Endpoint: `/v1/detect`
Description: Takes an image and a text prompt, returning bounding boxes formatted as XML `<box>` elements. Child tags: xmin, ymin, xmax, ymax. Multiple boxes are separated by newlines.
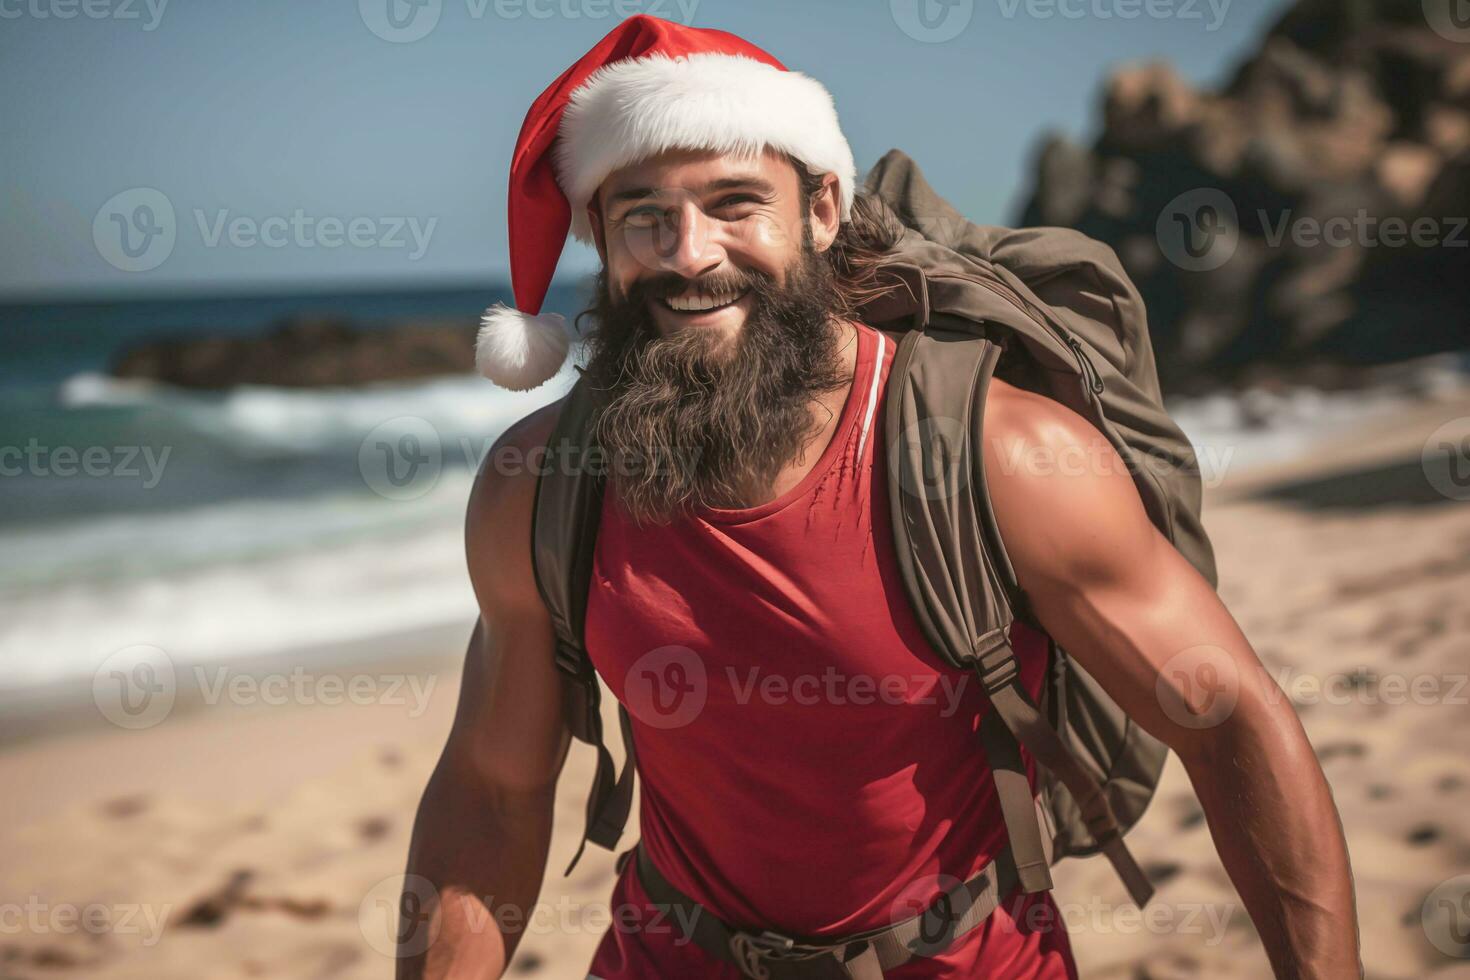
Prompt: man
<box><xmin>401</xmin><ymin>15</ymin><xmax>1362</xmax><ymax>978</ymax></box>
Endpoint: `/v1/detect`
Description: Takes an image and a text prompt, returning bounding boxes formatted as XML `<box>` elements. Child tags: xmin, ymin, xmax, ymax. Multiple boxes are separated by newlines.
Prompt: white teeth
<box><xmin>664</xmin><ymin>289</ymin><xmax>743</xmax><ymax>312</ymax></box>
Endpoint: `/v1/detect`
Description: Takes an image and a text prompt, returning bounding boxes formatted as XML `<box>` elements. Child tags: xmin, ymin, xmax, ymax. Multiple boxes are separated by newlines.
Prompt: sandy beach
<box><xmin>4</xmin><ymin>388</ymin><xmax>1469</xmax><ymax>980</ymax></box>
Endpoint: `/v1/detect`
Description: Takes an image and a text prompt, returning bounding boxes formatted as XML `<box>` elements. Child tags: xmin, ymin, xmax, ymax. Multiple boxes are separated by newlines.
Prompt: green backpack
<box><xmin>531</xmin><ymin>149</ymin><xmax>1219</xmax><ymax>911</ymax></box>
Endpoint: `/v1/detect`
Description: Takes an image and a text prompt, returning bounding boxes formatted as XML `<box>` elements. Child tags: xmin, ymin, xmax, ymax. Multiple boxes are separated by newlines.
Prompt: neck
<box><xmin>733</xmin><ymin>318</ymin><xmax>859</xmax><ymax>507</ymax></box>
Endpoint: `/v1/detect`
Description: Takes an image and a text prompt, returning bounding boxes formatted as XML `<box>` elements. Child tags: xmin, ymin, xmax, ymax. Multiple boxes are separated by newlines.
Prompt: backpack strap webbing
<box><xmin>975</xmin><ymin>639</ymin><xmax>1155</xmax><ymax>908</ymax></box>
<box><xmin>532</xmin><ymin>377</ymin><xmax>637</xmax><ymax>875</ymax></box>
<box><xmin>556</xmin><ymin>655</ymin><xmax>637</xmax><ymax>876</ymax></box>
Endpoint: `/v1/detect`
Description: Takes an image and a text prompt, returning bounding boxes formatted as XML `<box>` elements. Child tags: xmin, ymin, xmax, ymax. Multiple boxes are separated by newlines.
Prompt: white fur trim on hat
<box><xmin>477</xmin><ymin>304</ymin><xmax>570</xmax><ymax>391</ymax></box>
<box><xmin>553</xmin><ymin>52</ymin><xmax>856</xmax><ymax>243</ymax></box>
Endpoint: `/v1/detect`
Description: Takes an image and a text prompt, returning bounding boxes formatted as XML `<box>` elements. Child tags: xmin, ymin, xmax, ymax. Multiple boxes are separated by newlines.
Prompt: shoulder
<box><xmin>981</xmin><ymin>377</ymin><xmax>1101</xmax><ymax>455</ymax></box>
<box><xmin>464</xmin><ymin>396</ymin><xmax>568</xmax><ymax>613</ymax></box>
<box><xmin>980</xmin><ymin>377</ymin><xmax>1154</xmax><ymax>585</ymax></box>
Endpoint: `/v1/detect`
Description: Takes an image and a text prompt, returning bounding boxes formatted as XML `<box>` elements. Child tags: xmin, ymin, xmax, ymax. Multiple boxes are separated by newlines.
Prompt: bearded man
<box><xmin>401</xmin><ymin>16</ymin><xmax>1361</xmax><ymax>979</ymax></box>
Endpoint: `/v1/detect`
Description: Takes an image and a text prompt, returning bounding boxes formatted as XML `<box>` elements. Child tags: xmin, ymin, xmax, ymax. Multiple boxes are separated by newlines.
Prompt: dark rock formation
<box><xmin>109</xmin><ymin>315</ymin><xmax>478</xmax><ymax>388</ymax></box>
<box><xmin>1016</xmin><ymin>0</ymin><xmax>1470</xmax><ymax>393</ymax></box>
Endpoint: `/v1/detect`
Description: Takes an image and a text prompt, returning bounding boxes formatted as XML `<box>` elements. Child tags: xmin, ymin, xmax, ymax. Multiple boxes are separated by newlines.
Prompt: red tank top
<box><xmin>584</xmin><ymin>322</ymin><xmax>1075</xmax><ymax>978</ymax></box>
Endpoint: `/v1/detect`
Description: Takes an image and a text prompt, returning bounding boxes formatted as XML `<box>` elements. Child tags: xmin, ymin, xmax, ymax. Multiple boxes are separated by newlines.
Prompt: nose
<box><xmin>649</xmin><ymin>195</ymin><xmax>725</xmax><ymax>281</ymax></box>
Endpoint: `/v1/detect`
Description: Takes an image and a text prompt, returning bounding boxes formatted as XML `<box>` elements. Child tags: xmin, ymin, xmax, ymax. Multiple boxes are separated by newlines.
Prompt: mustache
<box><xmin>626</xmin><ymin>267</ymin><xmax>772</xmax><ymax>304</ymax></box>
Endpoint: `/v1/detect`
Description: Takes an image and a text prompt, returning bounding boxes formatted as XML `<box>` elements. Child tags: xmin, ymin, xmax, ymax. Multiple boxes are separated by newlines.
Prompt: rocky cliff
<box><xmin>1017</xmin><ymin>0</ymin><xmax>1470</xmax><ymax>392</ymax></box>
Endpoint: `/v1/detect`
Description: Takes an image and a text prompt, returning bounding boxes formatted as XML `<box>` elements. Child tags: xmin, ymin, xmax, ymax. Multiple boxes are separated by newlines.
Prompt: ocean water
<box><xmin>0</xmin><ymin>285</ymin><xmax>584</xmax><ymax>694</ymax></box>
<box><xmin>2</xmin><ymin>287</ymin><xmax>1466</xmax><ymax>695</ymax></box>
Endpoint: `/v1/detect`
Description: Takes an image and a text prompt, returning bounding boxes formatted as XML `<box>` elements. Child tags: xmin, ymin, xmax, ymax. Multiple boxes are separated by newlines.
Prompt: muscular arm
<box><xmin>399</xmin><ymin>402</ymin><xmax>570</xmax><ymax>979</ymax></box>
<box><xmin>982</xmin><ymin>381</ymin><xmax>1361</xmax><ymax>979</ymax></box>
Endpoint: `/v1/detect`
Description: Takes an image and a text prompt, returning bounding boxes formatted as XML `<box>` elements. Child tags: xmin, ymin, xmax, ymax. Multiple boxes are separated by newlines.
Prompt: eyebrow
<box><xmin>605</xmin><ymin>174</ymin><xmax>778</xmax><ymax>207</ymax></box>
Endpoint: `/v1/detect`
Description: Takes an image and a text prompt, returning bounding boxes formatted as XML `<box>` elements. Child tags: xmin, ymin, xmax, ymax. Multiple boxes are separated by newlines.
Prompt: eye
<box><xmin>710</xmin><ymin>194</ymin><xmax>762</xmax><ymax>217</ymax></box>
<box><xmin>622</xmin><ymin>205</ymin><xmax>665</xmax><ymax>228</ymax></box>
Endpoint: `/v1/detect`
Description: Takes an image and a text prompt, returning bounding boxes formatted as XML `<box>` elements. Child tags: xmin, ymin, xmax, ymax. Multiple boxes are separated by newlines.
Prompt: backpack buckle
<box><xmin>553</xmin><ymin>639</ymin><xmax>585</xmax><ymax>677</ymax></box>
<box><xmin>975</xmin><ymin>633</ymin><xmax>1017</xmax><ymax>693</ymax></box>
<box><xmin>728</xmin><ymin>929</ymin><xmax>826</xmax><ymax>977</ymax></box>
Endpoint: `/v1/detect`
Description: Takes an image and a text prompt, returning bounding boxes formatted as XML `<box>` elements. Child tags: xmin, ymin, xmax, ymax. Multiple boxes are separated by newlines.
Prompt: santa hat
<box><xmin>477</xmin><ymin>14</ymin><xmax>857</xmax><ymax>390</ymax></box>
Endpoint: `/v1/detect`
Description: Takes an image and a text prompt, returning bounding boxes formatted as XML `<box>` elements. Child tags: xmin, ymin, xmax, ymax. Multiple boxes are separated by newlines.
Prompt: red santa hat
<box><xmin>477</xmin><ymin>14</ymin><xmax>857</xmax><ymax>390</ymax></box>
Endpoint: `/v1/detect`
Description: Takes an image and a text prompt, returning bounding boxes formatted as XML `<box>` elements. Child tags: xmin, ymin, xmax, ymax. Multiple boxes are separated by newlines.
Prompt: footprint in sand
<box><xmin>1315</xmin><ymin>741</ymin><xmax>1368</xmax><ymax>764</ymax></box>
<box><xmin>511</xmin><ymin>951</ymin><xmax>546</xmax><ymax>974</ymax></box>
<box><xmin>99</xmin><ymin>794</ymin><xmax>151</xmax><ymax>819</ymax></box>
<box><xmin>357</xmin><ymin>815</ymin><xmax>392</xmax><ymax>842</ymax></box>
<box><xmin>1144</xmin><ymin>862</ymin><xmax>1183</xmax><ymax>887</ymax></box>
<box><xmin>1407</xmin><ymin>824</ymin><xmax>1442</xmax><ymax>847</ymax></box>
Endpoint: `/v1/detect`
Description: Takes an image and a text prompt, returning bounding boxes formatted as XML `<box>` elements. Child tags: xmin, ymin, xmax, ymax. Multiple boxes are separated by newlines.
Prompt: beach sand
<box><xmin>3</xmin><ymin>391</ymin><xmax>1469</xmax><ymax>979</ymax></box>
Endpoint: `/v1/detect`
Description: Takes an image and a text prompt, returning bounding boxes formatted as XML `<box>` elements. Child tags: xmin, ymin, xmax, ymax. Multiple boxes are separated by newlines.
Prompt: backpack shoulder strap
<box><xmin>531</xmin><ymin>376</ymin><xmax>636</xmax><ymax>875</ymax></box>
<box><xmin>886</xmin><ymin>317</ymin><xmax>1153</xmax><ymax>908</ymax></box>
<box><xmin>967</xmin><ymin>344</ymin><xmax>1154</xmax><ymax>908</ymax></box>
<box><xmin>882</xmin><ymin>317</ymin><xmax>1057</xmax><ymax>897</ymax></box>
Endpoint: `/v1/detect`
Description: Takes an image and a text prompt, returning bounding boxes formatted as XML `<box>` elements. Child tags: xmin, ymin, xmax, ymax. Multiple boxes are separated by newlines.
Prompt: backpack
<box><xmin>531</xmin><ymin>148</ymin><xmax>1219</xmax><ymax>911</ymax></box>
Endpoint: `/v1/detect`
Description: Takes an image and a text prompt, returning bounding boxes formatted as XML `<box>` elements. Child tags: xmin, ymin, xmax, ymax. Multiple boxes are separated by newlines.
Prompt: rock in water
<box><xmin>110</xmin><ymin>315</ymin><xmax>479</xmax><ymax>388</ymax></box>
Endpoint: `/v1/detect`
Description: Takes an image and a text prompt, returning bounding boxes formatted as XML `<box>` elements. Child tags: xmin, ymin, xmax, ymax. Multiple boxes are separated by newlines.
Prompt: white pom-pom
<box><xmin>476</xmin><ymin>304</ymin><xmax>571</xmax><ymax>391</ymax></box>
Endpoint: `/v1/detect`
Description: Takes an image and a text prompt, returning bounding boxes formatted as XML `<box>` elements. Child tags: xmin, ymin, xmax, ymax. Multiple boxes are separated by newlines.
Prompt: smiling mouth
<box><xmin>657</xmin><ymin>288</ymin><xmax>749</xmax><ymax>315</ymax></box>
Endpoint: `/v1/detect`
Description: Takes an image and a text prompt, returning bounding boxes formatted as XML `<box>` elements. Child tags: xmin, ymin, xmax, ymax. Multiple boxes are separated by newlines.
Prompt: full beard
<box><xmin>579</xmin><ymin>243</ymin><xmax>850</xmax><ymax>526</ymax></box>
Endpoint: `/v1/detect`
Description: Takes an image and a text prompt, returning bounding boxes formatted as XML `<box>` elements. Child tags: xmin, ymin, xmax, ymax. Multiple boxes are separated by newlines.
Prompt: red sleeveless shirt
<box><xmin>584</xmin><ymin>322</ymin><xmax>1076</xmax><ymax>978</ymax></box>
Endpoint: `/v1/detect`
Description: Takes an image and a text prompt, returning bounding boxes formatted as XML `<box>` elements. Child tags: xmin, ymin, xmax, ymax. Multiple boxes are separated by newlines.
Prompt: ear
<box><xmin>808</xmin><ymin>171</ymin><xmax>841</xmax><ymax>253</ymax></box>
<box><xmin>588</xmin><ymin>194</ymin><xmax>608</xmax><ymax>264</ymax></box>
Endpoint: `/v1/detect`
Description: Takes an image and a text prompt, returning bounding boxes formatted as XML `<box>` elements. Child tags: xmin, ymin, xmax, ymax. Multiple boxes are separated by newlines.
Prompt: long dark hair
<box><xmin>790</xmin><ymin>154</ymin><xmax>904</xmax><ymax>320</ymax></box>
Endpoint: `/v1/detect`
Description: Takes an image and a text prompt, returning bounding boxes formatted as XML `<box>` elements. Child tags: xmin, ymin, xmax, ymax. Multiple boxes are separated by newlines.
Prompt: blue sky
<box><xmin>2</xmin><ymin>0</ymin><xmax>1284</xmax><ymax>300</ymax></box>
